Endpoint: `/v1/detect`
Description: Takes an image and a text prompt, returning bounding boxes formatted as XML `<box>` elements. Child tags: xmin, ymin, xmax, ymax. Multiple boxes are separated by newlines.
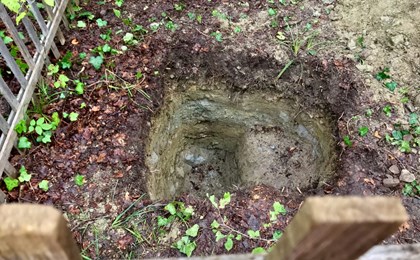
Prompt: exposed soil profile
<box><xmin>146</xmin><ymin>83</ymin><xmax>336</xmax><ymax>199</ymax></box>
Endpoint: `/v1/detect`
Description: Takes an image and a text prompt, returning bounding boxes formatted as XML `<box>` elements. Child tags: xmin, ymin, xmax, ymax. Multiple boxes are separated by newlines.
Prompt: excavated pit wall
<box><xmin>146</xmin><ymin>82</ymin><xmax>336</xmax><ymax>200</ymax></box>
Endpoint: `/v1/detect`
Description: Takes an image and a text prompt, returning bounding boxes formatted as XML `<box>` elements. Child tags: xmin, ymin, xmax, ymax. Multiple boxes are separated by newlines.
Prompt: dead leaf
<box><xmin>114</xmin><ymin>171</ymin><xmax>124</xmax><ymax>178</ymax></box>
<box><xmin>91</xmin><ymin>106</ymin><xmax>100</xmax><ymax>112</ymax></box>
<box><xmin>363</xmin><ymin>178</ymin><xmax>375</xmax><ymax>186</ymax></box>
<box><xmin>117</xmin><ymin>235</ymin><xmax>134</xmax><ymax>250</ymax></box>
<box><xmin>97</xmin><ymin>152</ymin><xmax>106</xmax><ymax>163</ymax></box>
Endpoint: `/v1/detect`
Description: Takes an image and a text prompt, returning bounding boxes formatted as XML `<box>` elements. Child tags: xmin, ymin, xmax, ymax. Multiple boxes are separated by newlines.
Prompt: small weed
<box><xmin>74</xmin><ymin>174</ymin><xmax>85</xmax><ymax>186</ymax></box>
<box><xmin>365</xmin><ymin>108</ymin><xmax>373</xmax><ymax>117</ymax></box>
<box><xmin>383</xmin><ymin>105</ymin><xmax>392</xmax><ymax>117</ymax></box>
<box><xmin>3</xmin><ymin>177</ymin><xmax>19</xmax><ymax>191</ymax></box>
<box><xmin>89</xmin><ymin>55</ymin><xmax>104</xmax><ymax>70</ymax></box>
<box><xmin>358</xmin><ymin>126</ymin><xmax>369</xmax><ymax>137</ymax></box>
<box><xmin>343</xmin><ymin>135</ymin><xmax>352</xmax><ymax>147</ymax></box>
<box><xmin>38</xmin><ymin>180</ymin><xmax>49</xmax><ymax>192</ymax></box>
<box><xmin>210</xmin><ymin>31</ymin><xmax>223</xmax><ymax>42</ymax></box>
<box><xmin>96</xmin><ymin>18</ymin><xmax>108</xmax><ymax>27</ymax></box>
<box><xmin>402</xmin><ymin>181</ymin><xmax>419</xmax><ymax>196</ymax></box>
<box><xmin>18</xmin><ymin>166</ymin><xmax>31</xmax><ymax>183</ymax></box>
<box><xmin>208</xmin><ymin>193</ymin><xmax>280</xmax><ymax>253</ymax></box>
<box><xmin>174</xmin><ymin>224</ymin><xmax>199</xmax><ymax>257</ymax></box>
<box><xmin>375</xmin><ymin>68</ymin><xmax>399</xmax><ymax>92</ymax></box>
<box><xmin>115</xmin><ymin>0</ymin><xmax>123</xmax><ymax>7</ymax></box>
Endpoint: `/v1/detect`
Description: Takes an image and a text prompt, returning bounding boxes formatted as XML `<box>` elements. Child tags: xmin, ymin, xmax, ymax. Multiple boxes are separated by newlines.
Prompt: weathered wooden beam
<box><xmin>266</xmin><ymin>196</ymin><xmax>408</xmax><ymax>260</ymax></box>
<box><xmin>0</xmin><ymin>204</ymin><xmax>81</xmax><ymax>259</ymax></box>
<box><xmin>26</xmin><ymin>0</ymin><xmax>61</xmax><ymax>59</ymax></box>
<box><xmin>0</xmin><ymin>75</ymin><xmax>19</xmax><ymax>111</ymax></box>
<box><xmin>0</xmin><ymin>190</ymin><xmax>5</xmax><ymax>203</ymax></box>
<box><xmin>0</xmin><ymin>37</ymin><xmax>28</xmax><ymax>87</ymax></box>
<box><xmin>4</xmin><ymin>160</ymin><xmax>17</xmax><ymax>178</ymax></box>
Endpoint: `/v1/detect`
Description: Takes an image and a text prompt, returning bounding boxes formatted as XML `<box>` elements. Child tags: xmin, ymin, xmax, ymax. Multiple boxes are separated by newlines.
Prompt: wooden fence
<box><xmin>0</xmin><ymin>0</ymin><xmax>73</xmax><ymax>199</ymax></box>
<box><xmin>0</xmin><ymin>196</ymin><xmax>417</xmax><ymax>260</ymax></box>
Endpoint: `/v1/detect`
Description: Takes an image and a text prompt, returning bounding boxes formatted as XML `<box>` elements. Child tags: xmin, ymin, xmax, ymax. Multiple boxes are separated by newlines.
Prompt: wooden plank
<box><xmin>0</xmin><ymin>4</ymin><xmax>35</xmax><ymax>69</ymax></box>
<box><xmin>359</xmin><ymin>243</ymin><xmax>420</xmax><ymax>260</ymax></box>
<box><xmin>266</xmin><ymin>196</ymin><xmax>408</xmax><ymax>260</ymax></box>
<box><xmin>0</xmin><ymin>114</ymin><xmax>9</xmax><ymax>134</ymax></box>
<box><xmin>0</xmin><ymin>38</ymin><xmax>28</xmax><ymax>87</ymax></box>
<box><xmin>4</xmin><ymin>160</ymin><xmax>16</xmax><ymax>178</ymax></box>
<box><xmin>0</xmin><ymin>204</ymin><xmax>81</xmax><ymax>259</ymax></box>
<box><xmin>44</xmin><ymin>2</ymin><xmax>65</xmax><ymax>45</ymax></box>
<box><xmin>0</xmin><ymin>190</ymin><xmax>5</xmax><ymax>203</ymax></box>
<box><xmin>26</xmin><ymin>0</ymin><xmax>61</xmax><ymax>59</ymax></box>
<box><xmin>0</xmin><ymin>0</ymin><xmax>70</xmax><ymax>180</ymax></box>
<box><xmin>0</xmin><ymin>75</ymin><xmax>19</xmax><ymax>111</ymax></box>
<box><xmin>22</xmin><ymin>16</ymin><xmax>43</xmax><ymax>52</ymax></box>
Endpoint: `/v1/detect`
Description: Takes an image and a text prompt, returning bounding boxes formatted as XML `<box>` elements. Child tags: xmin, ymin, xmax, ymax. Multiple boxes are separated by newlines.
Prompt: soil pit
<box><xmin>146</xmin><ymin>83</ymin><xmax>336</xmax><ymax>200</ymax></box>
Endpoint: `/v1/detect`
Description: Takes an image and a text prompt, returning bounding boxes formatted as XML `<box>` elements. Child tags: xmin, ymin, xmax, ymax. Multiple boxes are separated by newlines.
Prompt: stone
<box><xmin>414</xmin><ymin>94</ymin><xmax>420</xmax><ymax>108</ymax></box>
<box><xmin>391</xmin><ymin>34</ymin><xmax>404</xmax><ymax>46</ymax></box>
<box><xmin>399</xmin><ymin>169</ymin><xmax>416</xmax><ymax>183</ymax></box>
<box><xmin>388</xmin><ymin>165</ymin><xmax>400</xmax><ymax>175</ymax></box>
<box><xmin>383</xmin><ymin>178</ymin><xmax>400</xmax><ymax>188</ymax></box>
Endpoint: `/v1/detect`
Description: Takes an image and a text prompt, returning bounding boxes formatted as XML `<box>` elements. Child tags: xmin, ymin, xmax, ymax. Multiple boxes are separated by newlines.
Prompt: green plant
<box><xmin>96</xmin><ymin>18</ymin><xmax>107</xmax><ymax>27</ymax></box>
<box><xmin>385</xmin><ymin>113</ymin><xmax>420</xmax><ymax>153</ymax></box>
<box><xmin>3</xmin><ymin>177</ymin><xmax>19</xmax><ymax>191</ymax></box>
<box><xmin>402</xmin><ymin>181</ymin><xmax>419</xmax><ymax>196</ymax></box>
<box><xmin>375</xmin><ymin>68</ymin><xmax>398</xmax><ymax>92</ymax></box>
<box><xmin>75</xmin><ymin>174</ymin><xmax>85</xmax><ymax>186</ymax></box>
<box><xmin>38</xmin><ymin>180</ymin><xmax>49</xmax><ymax>191</ymax></box>
<box><xmin>89</xmin><ymin>55</ymin><xmax>104</xmax><ymax>70</ymax></box>
<box><xmin>18</xmin><ymin>166</ymin><xmax>31</xmax><ymax>182</ymax></box>
<box><xmin>358</xmin><ymin>126</ymin><xmax>369</xmax><ymax>137</ymax></box>
<box><xmin>17</xmin><ymin>136</ymin><xmax>31</xmax><ymax>149</ymax></box>
<box><xmin>157</xmin><ymin>201</ymin><xmax>194</xmax><ymax>228</ymax></box>
<box><xmin>210</xmin><ymin>31</ymin><xmax>223</xmax><ymax>42</ymax></box>
<box><xmin>115</xmin><ymin>0</ymin><xmax>123</xmax><ymax>7</ymax></box>
<box><xmin>174</xmin><ymin>3</ymin><xmax>185</xmax><ymax>11</ymax></box>
<box><xmin>2</xmin><ymin>165</ymin><xmax>32</xmax><ymax>191</ymax></box>
<box><xmin>15</xmin><ymin>113</ymin><xmax>60</xmax><ymax>146</ymax></box>
<box><xmin>1</xmin><ymin>0</ymin><xmax>54</xmax><ymax>23</ymax></box>
<box><xmin>383</xmin><ymin>105</ymin><xmax>392</xmax><ymax>117</ymax></box>
<box><xmin>174</xmin><ymin>224</ymin><xmax>199</xmax><ymax>257</ymax></box>
<box><xmin>122</xmin><ymin>32</ymin><xmax>138</xmax><ymax>45</ymax></box>
<box><xmin>268</xmin><ymin>8</ymin><xmax>277</xmax><ymax>16</ymax></box>
<box><xmin>208</xmin><ymin>193</ymin><xmax>277</xmax><ymax>252</ymax></box>
<box><xmin>113</xmin><ymin>9</ymin><xmax>121</xmax><ymax>18</ymax></box>
<box><xmin>269</xmin><ymin>201</ymin><xmax>287</xmax><ymax>222</ymax></box>
<box><xmin>343</xmin><ymin>135</ymin><xmax>352</xmax><ymax>147</ymax></box>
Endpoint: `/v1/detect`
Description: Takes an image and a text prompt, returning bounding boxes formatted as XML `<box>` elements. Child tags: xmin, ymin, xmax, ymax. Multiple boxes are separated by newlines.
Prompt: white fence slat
<box><xmin>0</xmin><ymin>38</ymin><xmax>28</xmax><ymax>87</ymax></box>
<box><xmin>0</xmin><ymin>4</ymin><xmax>35</xmax><ymax>69</ymax></box>
<box><xmin>0</xmin><ymin>76</ymin><xmax>19</xmax><ymax>111</ymax></box>
<box><xmin>0</xmin><ymin>0</ymin><xmax>70</xmax><ymax>179</ymax></box>
<box><xmin>26</xmin><ymin>0</ymin><xmax>61</xmax><ymax>59</ymax></box>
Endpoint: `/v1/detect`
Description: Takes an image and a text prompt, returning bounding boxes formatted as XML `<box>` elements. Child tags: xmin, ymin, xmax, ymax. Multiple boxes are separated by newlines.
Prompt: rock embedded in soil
<box><xmin>383</xmin><ymin>178</ymin><xmax>400</xmax><ymax>188</ymax></box>
<box><xmin>399</xmin><ymin>169</ymin><xmax>416</xmax><ymax>183</ymax></box>
<box><xmin>388</xmin><ymin>165</ymin><xmax>400</xmax><ymax>175</ymax></box>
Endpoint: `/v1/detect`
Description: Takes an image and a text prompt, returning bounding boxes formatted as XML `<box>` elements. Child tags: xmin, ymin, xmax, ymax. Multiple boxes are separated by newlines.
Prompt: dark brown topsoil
<box><xmin>0</xmin><ymin>0</ymin><xmax>418</xmax><ymax>259</ymax></box>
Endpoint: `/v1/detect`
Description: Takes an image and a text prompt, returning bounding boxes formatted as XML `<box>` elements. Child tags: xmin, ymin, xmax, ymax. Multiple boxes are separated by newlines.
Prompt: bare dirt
<box><xmin>0</xmin><ymin>0</ymin><xmax>419</xmax><ymax>258</ymax></box>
